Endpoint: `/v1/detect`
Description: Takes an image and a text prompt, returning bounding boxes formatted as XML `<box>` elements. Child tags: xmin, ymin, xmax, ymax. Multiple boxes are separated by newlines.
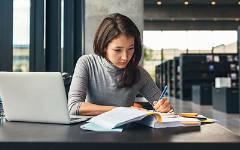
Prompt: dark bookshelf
<box><xmin>156</xmin><ymin>61</ymin><xmax>168</xmax><ymax>91</ymax></box>
<box><xmin>212</xmin><ymin>87</ymin><xmax>239</xmax><ymax>113</ymax></box>
<box><xmin>167</xmin><ymin>60</ymin><xmax>173</xmax><ymax>97</ymax></box>
<box><xmin>179</xmin><ymin>53</ymin><xmax>238</xmax><ymax>101</ymax></box>
<box><xmin>155</xmin><ymin>53</ymin><xmax>238</xmax><ymax>102</ymax></box>
<box><xmin>155</xmin><ymin>65</ymin><xmax>161</xmax><ymax>88</ymax></box>
<box><xmin>192</xmin><ymin>85</ymin><xmax>212</xmax><ymax>105</ymax></box>
<box><xmin>172</xmin><ymin>57</ymin><xmax>180</xmax><ymax>99</ymax></box>
<box><xmin>162</xmin><ymin>61</ymin><xmax>168</xmax><ymax>90</ymax></box>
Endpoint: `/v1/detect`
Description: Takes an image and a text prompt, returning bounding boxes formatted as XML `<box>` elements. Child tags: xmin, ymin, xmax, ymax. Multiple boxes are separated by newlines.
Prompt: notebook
<box><xmin>80</xmin><ymin>107</ymin><xmax>200</xmax><ymax>132</ymax></box>
<box><xmin>0</xmin><ymin>72</ymin><xmax>91</xmax><ymax>124</ymax></box>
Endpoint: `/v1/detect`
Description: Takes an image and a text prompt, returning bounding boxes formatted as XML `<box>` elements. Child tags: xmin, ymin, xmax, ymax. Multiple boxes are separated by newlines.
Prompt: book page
<box><xmin>139</xmin><ymin>114</ymin><xmax>201</xmax><ymax>128</ymax></box>
<box><xmin>88</xmin><ymin>107</ymin><xmax>148</xmax><ymax>129</ymax></box>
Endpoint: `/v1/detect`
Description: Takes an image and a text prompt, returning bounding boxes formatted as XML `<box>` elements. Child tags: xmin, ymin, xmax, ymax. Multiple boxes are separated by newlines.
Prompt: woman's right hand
<box><xmin>153</xmin><ymin>97</ymin><xmax>173</xmax><ymax>113</ymax></box>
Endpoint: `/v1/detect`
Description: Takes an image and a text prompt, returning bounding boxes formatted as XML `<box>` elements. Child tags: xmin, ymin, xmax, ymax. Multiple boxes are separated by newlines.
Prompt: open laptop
<box><xmin>0</xmin><ymin>72</ymin><xmax>91</xmax><ymax>124</ymax></box>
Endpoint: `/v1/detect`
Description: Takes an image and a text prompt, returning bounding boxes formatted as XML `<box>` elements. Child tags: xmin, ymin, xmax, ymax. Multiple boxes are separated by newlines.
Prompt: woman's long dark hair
<box><xmin>93</xmin><ymin>13</ymin><xmax>142</xmax><ymax>87</ymax></box>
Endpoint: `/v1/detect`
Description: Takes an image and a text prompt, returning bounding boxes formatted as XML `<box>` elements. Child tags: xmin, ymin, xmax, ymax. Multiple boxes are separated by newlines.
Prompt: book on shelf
<box><xmin>80</xmin><ymin>107</ymin><xmax>201</xmax><ymax>132</ymax></box>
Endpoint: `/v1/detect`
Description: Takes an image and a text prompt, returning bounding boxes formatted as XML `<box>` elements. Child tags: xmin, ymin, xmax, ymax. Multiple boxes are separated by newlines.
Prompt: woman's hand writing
<box><xmin>153</xmin><ymin>97</ymin><xmax>173</xmax><ymax>113</ymax></box>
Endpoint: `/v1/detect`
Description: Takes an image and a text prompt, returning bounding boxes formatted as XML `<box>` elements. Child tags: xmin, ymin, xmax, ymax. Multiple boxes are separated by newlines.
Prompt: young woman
<box><xmin>68</xmin><ymin>13</ymin><xmax>172</xmax><ymax>116</ymax></box>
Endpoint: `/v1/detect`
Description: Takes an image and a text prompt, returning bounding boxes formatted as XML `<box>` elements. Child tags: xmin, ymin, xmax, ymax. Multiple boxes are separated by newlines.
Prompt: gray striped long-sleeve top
<box><xmin>68</xmin><ymin>54</ymin><xmax>161</xmax><ymax>115</ymax></box>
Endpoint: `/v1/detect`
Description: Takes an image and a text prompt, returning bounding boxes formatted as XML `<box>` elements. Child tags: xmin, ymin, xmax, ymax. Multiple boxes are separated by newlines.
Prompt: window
<box><xmin>143</xmin><ymin>30</ymin><xmax>237</xmax><ymax>51</ymax></box>
<box><xmin>13</xmin><ymin>0</ymin><xmax>30</xmax><ymax>72</ymax></box>
<box><xmin>143</xmin><ymin>30</ymin><xmax>237</xmax><ymax>79</ymax></box>
<box><xmin>0</xmin><ymin>0</ymin><xmax>84</xmax><ymax>73</ymax></box>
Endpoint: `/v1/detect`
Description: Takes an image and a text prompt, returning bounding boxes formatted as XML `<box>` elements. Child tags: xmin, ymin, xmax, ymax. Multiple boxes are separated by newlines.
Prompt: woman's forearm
<box><xmin>79</xmin><ymin>102</ymin><xmax>116</xmax><ymax>116</ymax></box>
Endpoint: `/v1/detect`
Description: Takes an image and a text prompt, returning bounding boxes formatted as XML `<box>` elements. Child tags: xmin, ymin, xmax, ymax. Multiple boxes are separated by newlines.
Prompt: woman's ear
<box><xmin>103</xmin><ymin>48</ymin><xmax>107</xmax><ymax>57</ymax></box>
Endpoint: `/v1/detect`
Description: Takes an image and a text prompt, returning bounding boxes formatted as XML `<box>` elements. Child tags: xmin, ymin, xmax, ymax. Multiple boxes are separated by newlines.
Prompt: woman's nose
<box><xmin>121</xmin><ymin>52</ymin><xmax>128</xmax><ymax>61</ymax></box>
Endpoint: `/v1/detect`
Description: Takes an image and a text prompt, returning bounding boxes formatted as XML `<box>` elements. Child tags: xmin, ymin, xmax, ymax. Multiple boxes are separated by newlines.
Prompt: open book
<box><xmin>80</xmin><ymin>107</ymin><xmax>201</xmax><ymax>132</ymax></box>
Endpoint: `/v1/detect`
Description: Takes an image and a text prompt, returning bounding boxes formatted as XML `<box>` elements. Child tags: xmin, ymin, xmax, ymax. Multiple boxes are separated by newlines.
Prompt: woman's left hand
<box><xmin>153</xmin><ymin>97</ymin><xmax>173</xmax><ymax>113</ymax></box>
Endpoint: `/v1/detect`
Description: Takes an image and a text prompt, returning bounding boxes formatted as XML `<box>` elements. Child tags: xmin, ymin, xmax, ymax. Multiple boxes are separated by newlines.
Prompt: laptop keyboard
<box><xmin>70</xmin><ymin>118</ymin><xmax>79</xmax><ymax>121</ymax></box>
<box><xmin>69</xmin><ymin>115</ymin><xmax>93</xmax><ymax>122</ymax></box>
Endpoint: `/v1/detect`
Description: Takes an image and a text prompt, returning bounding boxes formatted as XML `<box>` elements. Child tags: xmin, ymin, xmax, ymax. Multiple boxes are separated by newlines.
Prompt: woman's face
<box><xmin>105</xmin><ymin>34</ymin><xmax>135</xmax><ymax>69</ymax></box>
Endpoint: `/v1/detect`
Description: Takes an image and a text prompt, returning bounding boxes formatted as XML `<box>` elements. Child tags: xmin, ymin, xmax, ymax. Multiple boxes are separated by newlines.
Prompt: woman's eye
<box><xmin>113</xmin><ymin>49</ymin><xmax>121</xmax><ymax>52</ymax></box>
<box><xmin>128</xmin><ymin>48</ymin><xmax>134</xmax><ymax>51</ymax></box>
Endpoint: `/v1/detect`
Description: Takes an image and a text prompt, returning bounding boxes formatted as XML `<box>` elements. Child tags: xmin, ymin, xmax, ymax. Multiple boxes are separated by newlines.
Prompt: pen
<box><xmin>159</xmin><ymin>85</ymin><xmax>168</xmax><ymax>100</ymax></box>
<box><xmin>150</xmin><ymin>85</ymin><xmax>168</xmax><ymax>110</ymax></box>
<box><xmin>159</xmin><ymin>85</ymin><xmax>174</xmax><ymax>113</ymax></box>
<box><xmin>152</xmin><ymin>85</ymin><xmax>174</xmax><ymax>113</ymax></box>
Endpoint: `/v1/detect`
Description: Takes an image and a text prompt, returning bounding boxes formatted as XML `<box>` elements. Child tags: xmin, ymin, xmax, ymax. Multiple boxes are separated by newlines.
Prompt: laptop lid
<box><xmin>0</xmin><ymin>72</ymin><xmax>83</xmax><ymax>124</ymax></box>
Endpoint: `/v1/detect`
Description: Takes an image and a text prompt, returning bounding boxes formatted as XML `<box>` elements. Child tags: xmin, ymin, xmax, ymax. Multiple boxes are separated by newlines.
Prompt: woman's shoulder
<box><xmin>137</xmin><ymin>66</ymin><xmax>152</xmax><ymax>80</ymax></box>
<box><xmin>76</xmin><ymin>54</ymin><xmax>104</xmax><ymax>71</ymax></box>
<box><xmin>77</xmin><ymin>54</ymin><xmax>100</xmax><ymax>64</ymax></box>
<box><xmin>138</xmin><ymin>66</ymin><xmax>148</xmax><ymax>74</ymax></box>
<box><xmin>78</xmin><ymin>54</ymin><xmax>98</xmax><ymax>61</ymax></box>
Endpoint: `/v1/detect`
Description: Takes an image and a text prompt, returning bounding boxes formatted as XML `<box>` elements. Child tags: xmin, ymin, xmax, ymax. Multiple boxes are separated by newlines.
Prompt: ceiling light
<box><xmin>211</xmin><ymin>1</ymin><xmax>216</xmax><ymax>5</ymax></box>
<box><xmin>235</xmin><ymin>18</ymin><xmax>239</xmax><ymax>21</ymax></box>
<box><xmin>184</xmin><ymin>1</ymin><xmax>189</xmax><ymax>5</ymax></box>
<box><xmin>156</xmin><ymin>0</ymin><xmax>162</xmax><ymax>6</ymax></box>
<box><xmin>238</xmin><ymin>1</ymin><xmax>240</xmax><ymax>5</ymax></box>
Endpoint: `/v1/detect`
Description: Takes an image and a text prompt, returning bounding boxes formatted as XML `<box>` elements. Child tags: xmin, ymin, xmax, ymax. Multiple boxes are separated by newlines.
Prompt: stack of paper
<box><xmin>80</xmin><ymin>107</ymin><xmax>202</xmax><ymax>132</ymax></box>
<box><xmin>139</xmin><ymin>115</ymin><xmax>201</xmax><ymax>128</ymax></box>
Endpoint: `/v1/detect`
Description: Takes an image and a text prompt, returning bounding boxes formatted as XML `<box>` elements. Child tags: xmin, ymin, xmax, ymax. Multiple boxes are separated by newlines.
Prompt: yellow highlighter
<box><xmin>179</xmin><ymin>113</ymin><xmax>198</xmax><ymax>118</ymax></box>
